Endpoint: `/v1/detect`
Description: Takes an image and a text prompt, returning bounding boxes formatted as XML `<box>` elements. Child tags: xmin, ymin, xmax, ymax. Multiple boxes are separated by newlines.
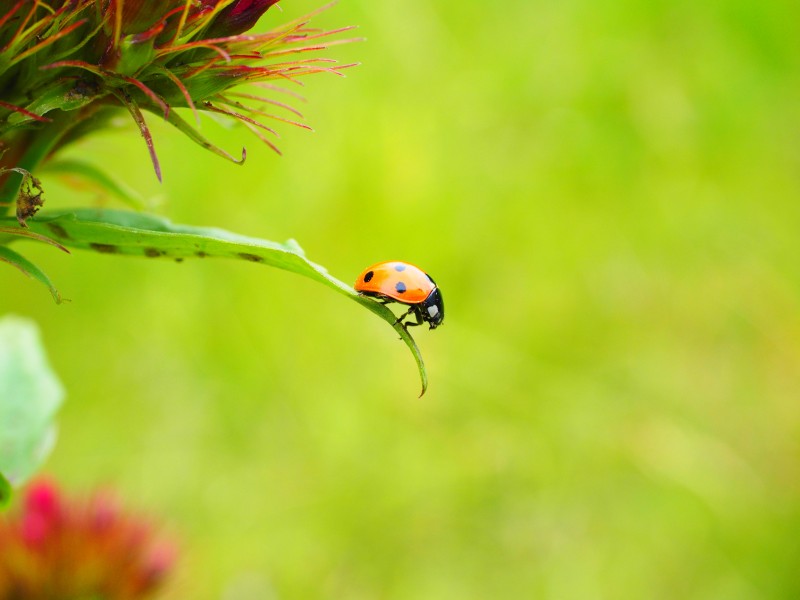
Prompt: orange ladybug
<box><xmin>354</xmin><ymin>261</ymin><xmax>444</xmax><ymax>330</ymax></box>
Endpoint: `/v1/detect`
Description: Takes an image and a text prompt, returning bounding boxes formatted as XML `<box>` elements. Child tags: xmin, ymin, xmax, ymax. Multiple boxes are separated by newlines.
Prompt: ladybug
<box><xmin>354</xmin><ymin>261</ymin><xmax>444</xmax><ymax>330</ymax></box>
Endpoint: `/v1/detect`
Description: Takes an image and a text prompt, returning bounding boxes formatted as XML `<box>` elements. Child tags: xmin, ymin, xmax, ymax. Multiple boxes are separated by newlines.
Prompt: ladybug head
<box><xmin>420</xmin><ymin>287</ymin><xmax>444</xmax><ymax>329</ymax></box>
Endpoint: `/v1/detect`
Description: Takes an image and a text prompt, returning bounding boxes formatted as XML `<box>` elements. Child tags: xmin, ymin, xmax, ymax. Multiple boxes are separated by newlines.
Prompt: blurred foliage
<box><xmin>1</xmin><ymin>0</ymin><xmax>800</xmax><ymax>598</ymax></box>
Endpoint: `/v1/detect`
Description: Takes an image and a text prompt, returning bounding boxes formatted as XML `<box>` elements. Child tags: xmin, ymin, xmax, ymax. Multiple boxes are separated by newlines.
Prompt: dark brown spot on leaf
<box><xmin>238</xmin><ymin>252</ymin><xmax>264</xmax><ymax>262</ymax></box>
<box><xmin>89</xmin><ymin>243</ymin><xmax>119</xmax><ymax>254</ymax></box>
<box><xmin>46</xmin><ymin>223</ymin><xmax>69</xmax><ymax>239</ymax></box>
<box><xmin>195</xmin><ymin>251</ymin><xmax>207</xmax><ymax>258</ymax></box>
<box><xmin>144</xmin><ymin>248</ymin><xmax>163</xmax><ymax>257</ymax></box>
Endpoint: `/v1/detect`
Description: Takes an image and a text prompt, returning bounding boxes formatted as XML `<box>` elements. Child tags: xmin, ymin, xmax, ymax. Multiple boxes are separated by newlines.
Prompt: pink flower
<box><xmin>0</xmin><ymin>479</ymin><xmax>177</xmax><ymax>600</ymax></box>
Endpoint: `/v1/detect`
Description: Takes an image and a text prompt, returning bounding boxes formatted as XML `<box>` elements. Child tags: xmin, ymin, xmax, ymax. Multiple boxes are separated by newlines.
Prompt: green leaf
<box><xmin>0</xmin><ymin>245</ymin><xmax>64</xmax><ymax>303</ymax></box>
<box><xmin>118</xmin><ymin>36</ymin><xmax>156</xmax><ymax>76</ymax></box>
<box><xmin>0</xmin><ymin>472</ymin><xmax>10</xmax><ymax>508</ymax></box>
<box><xmin>16</xmin><ymin>209</ymin><xmax>429</xmax><ymax>395</ymax></box>
<box><xmin>0</xmin><ymin>316</ymin><xmax>65</xmax><ymax>489</ymax></box>
<box><xmin>5</xmin><ymin>80</ymin><xmax>96</xmax><ymax>129</ymax></box>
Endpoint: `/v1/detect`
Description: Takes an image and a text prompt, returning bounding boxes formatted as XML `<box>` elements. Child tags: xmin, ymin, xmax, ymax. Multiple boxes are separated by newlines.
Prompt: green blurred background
<box><xmin>2</xmin><ymin>0</ymin><xmax>800</xmax><ymax>597</ymax></box>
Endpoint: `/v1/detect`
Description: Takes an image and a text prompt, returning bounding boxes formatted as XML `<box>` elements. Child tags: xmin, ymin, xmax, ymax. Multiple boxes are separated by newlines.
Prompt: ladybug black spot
<box><xmin>394</xmin><ymin>264</ymin><xmax>407</xmax><ymax>272</ymax></box>
<box><xmin>395</xmin><ymin>281</ymin><xmax>407</xmax><ymax>294</ymax></box>
<box><xmin>364</xmin><ymin>270</ymin><xmax>374</xmax><ymax>283</ymax></box>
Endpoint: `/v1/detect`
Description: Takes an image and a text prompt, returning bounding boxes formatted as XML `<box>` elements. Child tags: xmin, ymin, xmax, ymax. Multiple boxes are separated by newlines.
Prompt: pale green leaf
<box><xmin>0</xmin><ymin>316</ymin><xmax>65</xmax><ymax>489</ymax></box>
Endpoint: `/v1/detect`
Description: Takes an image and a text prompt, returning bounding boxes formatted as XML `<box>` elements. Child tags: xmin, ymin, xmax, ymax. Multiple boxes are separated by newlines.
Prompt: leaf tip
<box><xmin>392</xmin><ymin>320</ymin><xmax>428</xmax><ymax>399</ymax></box>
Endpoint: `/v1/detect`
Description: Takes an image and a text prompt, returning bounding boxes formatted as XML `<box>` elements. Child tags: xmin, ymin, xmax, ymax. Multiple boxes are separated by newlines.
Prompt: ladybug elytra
<box><xmin>354</xmin><ymin>261</ymin><xmax>444</xmax><ymax>330</ymax></box>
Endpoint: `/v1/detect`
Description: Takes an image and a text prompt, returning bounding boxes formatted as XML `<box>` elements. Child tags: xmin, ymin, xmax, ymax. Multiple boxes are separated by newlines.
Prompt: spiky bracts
<box><xmin>0</xmin><ymin>0</ymin><xmax>354</xmax><ymax>210</ymax></box>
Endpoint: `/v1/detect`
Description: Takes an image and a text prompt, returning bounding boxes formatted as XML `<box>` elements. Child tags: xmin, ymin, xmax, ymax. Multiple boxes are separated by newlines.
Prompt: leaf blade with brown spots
<box><xmin>12</xmin><ymin>209</ymin><xmax>429</xmax><ymax>396</ymax></box>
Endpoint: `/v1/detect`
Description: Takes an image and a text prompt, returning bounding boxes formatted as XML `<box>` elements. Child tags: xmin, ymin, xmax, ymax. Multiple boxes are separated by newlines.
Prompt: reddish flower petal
<box><xmin>21</xmin><ymin>511</ymin><xmax>50</xmax><ymax>549</ymax></box>
<box><xmin>24</xmin><ymin>479</ymin><xmax>62</xmax><ymax>522</ymax></box>
<box><xmin>138</xmin><ymin>542</ymin><xmax>178</xmax><ymax>591</ymax></box>
<box><xmin>88</xmin><ymin>491</ymin><xmax>121</xmax><ymax>533</ymax></box>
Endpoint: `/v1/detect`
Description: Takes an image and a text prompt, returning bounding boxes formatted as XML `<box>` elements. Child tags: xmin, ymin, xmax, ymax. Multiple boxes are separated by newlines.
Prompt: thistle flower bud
<box><xmin>0</xmin><ymin>0</ymin><xmax>354</xmax><ymax>211</ymax></box>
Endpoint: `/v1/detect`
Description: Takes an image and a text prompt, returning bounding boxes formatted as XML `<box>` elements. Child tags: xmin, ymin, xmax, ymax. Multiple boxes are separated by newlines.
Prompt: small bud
<box><xmin>206</xmin><ymin>0</ymin><xmax>281</xmax><ymax>37</ymax></box>
<box><xmin>20</xmin><ymin>479</ymin><xmax>63</xmax><ymax>549</ymax></box>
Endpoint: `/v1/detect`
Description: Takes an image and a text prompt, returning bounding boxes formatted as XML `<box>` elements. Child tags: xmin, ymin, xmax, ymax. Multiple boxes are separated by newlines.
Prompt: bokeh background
<box><xmin>2</xmin><ymin>0</ymin><xmax>800</xmax><ymax>597</ymax></box>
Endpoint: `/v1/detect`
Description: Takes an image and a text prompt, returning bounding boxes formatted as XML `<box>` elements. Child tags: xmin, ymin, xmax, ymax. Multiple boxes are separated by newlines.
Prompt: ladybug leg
<box><xmin>393</xmin><ymin>305</ymin><xmax>413</xmax><ymax>326</ymax></box>
<box><xmin>409</xmin><ymin>307</ymin><xmax>426</xmax><ymax>327</ymax></box>
<box><xmin>395</xmin><ymin>306</ymin><xmax>424</xmax><ymax>328</ymax></box>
